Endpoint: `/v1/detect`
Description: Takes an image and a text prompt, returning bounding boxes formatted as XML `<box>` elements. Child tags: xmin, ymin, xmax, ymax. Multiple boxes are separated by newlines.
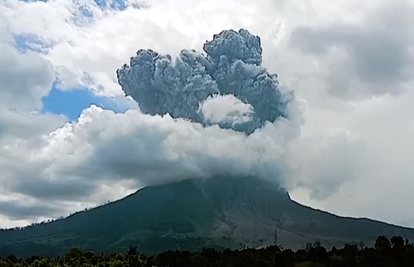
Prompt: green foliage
<box><xmin>3</xmin><ymin>177</ymin><xmax>414</xmax><ymax>262</ymax></box>
<box><xmin>1</xmin><ymin>236</ymin><xmax>414</xmax><ymax>267</ymax></box>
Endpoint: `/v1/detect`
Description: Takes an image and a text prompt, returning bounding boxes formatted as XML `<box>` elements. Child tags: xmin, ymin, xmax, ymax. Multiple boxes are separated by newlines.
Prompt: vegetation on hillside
<box><xmin>1</xmin><ymin>235</ymin><xmax>414</xmax><ymax>267</ymax></box>
<box><xmin>3</xmin><ymin>177</ymin><xmax>414</xmax><ymax>258</ymax></box>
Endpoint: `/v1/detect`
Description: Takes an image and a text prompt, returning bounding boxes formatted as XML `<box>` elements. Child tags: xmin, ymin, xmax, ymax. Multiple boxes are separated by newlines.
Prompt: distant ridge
<box><xmin>1</xmin><ymin>176</ymin><xmax>414</xmax><ymax>257</ymax></box>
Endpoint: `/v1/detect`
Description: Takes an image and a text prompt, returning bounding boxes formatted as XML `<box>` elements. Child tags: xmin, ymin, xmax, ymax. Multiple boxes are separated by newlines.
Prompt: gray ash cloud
<box><xmin>116</xmin><ymin>29</ymin><xmax>293</xmax><ymax>134</ymax></box>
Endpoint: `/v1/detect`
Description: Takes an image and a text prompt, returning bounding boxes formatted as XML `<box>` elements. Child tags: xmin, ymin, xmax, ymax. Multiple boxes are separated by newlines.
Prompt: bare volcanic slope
<box><xmin>1</xmin><ymin>176</ymin><xmax>414</xmax><ymax>257</ymax></box>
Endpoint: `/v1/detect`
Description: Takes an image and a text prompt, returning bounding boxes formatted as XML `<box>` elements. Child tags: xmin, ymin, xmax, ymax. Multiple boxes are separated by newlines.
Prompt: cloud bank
<box><xmin>290</xmin><ymin>1</ymin><xmax>414</xmax><ymax>100</ymax></box>
<box><xmin>1</xmin><ymin>29</ymin><xmax>306</xmax><ymax>203</ymax></box>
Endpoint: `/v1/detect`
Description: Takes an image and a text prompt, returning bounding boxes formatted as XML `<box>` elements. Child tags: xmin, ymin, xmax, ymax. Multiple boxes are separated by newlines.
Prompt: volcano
<box><xmin>1</xmin><ymin>176</ymin><xmax>414</xmax><ymax>257</ymax></box>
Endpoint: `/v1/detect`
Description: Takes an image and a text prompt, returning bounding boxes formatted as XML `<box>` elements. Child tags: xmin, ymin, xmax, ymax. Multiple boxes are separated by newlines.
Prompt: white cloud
<box><xmin>200</xmin><ymin>95</ymin><xmax>254</xmax><ymax>124</ymax></box>
<box><xmin>289</xmin><ymin>1</ymin><xmax>414</xmax><ymax>100</ymax></box>
<box><xmin>24</xmin><ymin>106</ymin><xmax>292</xmax><ymax>185</ymax></box>
<box><xmin>1</xmin><ymin>0</ymin><xmax>414</xmax><ymax>230</ymax></box>
<box><xmin>285</xmin><ymin>127</ymin><xmax>366</xmax><ymax>199</ymax></box>
<box><xmin>0</xmin><ymin>39</ymin><xmax>67</xmax><ymax>227</ymax></box>
<box><xmin>0</xmin><ymin>104</ymin><xmax>299</xmax><ymax>226</ymax></box>
<box><xmin>0</xmin><ymin>44</ymin><xmax>54</xmax><ymax>111</ymax></box>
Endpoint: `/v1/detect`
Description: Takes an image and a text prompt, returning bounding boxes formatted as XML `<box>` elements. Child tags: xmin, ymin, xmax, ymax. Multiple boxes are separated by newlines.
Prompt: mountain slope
<box><xmin>1</xmin><ymin>176</ymin><xmax>414</xmax><ymax>257</ymax></box>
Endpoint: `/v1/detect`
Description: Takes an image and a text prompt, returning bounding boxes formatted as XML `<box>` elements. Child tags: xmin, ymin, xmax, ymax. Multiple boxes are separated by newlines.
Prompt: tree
<box><xmin>375</xmin><ymin>235</ymin><xmax>391</xmax><ymax>252</ymax></box>
<box><xmin>127</xmin><ymin>246</ymin><xmax>138</xmax><ymax>256</ymax></box>
<box><xmin>391</xmin><ymin>235</ymin><xmax>405</xmax><ymax>249</ymax></box>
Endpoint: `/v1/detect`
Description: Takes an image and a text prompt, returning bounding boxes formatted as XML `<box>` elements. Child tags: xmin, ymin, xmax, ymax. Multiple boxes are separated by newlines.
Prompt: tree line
<box><xmin>1</xmin><ymin>235</ymin><xmax>414</xmax><ymax>267</ymax></box>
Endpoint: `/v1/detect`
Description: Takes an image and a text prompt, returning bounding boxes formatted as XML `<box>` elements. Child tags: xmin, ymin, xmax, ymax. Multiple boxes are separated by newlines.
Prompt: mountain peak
<box><xmin>1</xmin><ymin>176</ymin><xmax>414</xmax><ymax>257</ymax></box>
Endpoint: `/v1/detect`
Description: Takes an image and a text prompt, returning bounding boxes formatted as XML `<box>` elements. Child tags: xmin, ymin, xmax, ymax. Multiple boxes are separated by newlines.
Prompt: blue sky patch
<box><xmin>15</xmin><ymin>0</ymin><xmax>141</xmax><ymax>121</ymax></box>
<box><xmin>19</xmin><ymin>0</ymin><xmax>127</xmax><ymax>10</ymax></box>
<box><xmin>14</xmin><ymin>34</ymin><xmax>53</xmax><ymax>54</ymax></box>
<box><xmin>42</xmin><ymin>82</ymin><xmax>132</xmax><ymax>121</ymax></box>
<box><xmin>95</xmin><ymin>0</ymin><xmax>127</xmax><ymax>10</ymax></box>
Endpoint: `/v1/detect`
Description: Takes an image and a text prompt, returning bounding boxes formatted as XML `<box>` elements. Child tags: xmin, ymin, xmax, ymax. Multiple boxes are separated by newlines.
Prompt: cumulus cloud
<box><xmin>30</xmin><ymin>105</ymin><xmax>295</xmax><ymax>185</ymax></box>
<box><xmin>0</xmin><ymin>36</ymin><xmax>66</xmax><ymax>140</ymax></box>
<box><xmin>284</xmin><ymin>128</ymin><xmax>366</xmax><ymax>200</ymax></box>
<box><xmin>0</xmin><ymin>42</ymin><xmax>68</xmax><ymax>226</ymax></box>
<box><xmin>1</xmin><ymin>0</ymin><xmax>414</xmax><ymax>230</ymax></box>
<box><xmin>0</xmin><ymin>28</ymin><xmax>306</xmax><ymax>200</ymax></box>
<box><xmin>199</xmin><ymin>94</ymin><xmax>254</xmax><ymax>125</ymax></box>
<box><xmin>0</xmin><ymin>104</ymin><xmax>301</xmax><ymax>225</ymax></box>
<box><xmin>0</xmin><ymin>44</ymin><xmax>55</xmax><ymax>111</ymax></box>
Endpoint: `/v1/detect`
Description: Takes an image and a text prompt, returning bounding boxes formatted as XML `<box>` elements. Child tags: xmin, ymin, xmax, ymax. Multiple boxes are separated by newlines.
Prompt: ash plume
<box><xmin>116</xmin><ymin>29</ymin><xmax>293</xmax><ymax>134</ymax></box>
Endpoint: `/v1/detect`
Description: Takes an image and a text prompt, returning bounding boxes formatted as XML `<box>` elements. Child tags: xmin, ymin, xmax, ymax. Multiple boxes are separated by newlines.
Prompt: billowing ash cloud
<box><xmin>116</xmin><ymin>29</ymin><xmax>292</xmax><ymax>134</ymax></box>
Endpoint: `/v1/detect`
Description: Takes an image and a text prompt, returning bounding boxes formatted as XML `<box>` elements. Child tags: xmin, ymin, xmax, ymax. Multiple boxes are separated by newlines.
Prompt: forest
<box><xmin>0</xmin><ymin>235</ymin><xmax>413</xmax><ymax>267</ymax></box>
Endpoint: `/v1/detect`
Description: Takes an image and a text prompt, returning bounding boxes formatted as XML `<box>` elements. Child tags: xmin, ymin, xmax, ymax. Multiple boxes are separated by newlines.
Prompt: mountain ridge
<box><xmin>1</xmin><ymin>176</ymin><xmax>413</xmax><ymax>257</ymax></box>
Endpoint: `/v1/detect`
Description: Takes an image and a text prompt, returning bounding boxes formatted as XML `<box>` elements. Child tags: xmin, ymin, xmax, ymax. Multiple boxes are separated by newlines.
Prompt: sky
<box><xmin>1</xmin><ymin>0</ymin><xmax>414</xmax><ymax>228</ymax></box>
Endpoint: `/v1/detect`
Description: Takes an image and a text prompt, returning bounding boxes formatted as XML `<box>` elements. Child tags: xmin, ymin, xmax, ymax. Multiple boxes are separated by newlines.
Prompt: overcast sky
<box><xmin>1</xmin><ymin>0</ymin><xmax>414</xmax><ymax>228</ymax></box>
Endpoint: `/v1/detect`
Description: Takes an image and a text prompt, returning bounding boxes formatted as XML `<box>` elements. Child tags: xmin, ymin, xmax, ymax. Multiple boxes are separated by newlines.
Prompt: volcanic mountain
<box><xmin>1</xmin><ymin>176</ymin><xmax>414</xmax><ymax>257</ymax></box>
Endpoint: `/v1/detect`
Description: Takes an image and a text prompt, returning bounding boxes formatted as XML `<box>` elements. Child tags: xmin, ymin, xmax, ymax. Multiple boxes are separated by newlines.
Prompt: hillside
<box><xmin>1</xmin><ymin>176</ymin><xmax>414</xmax><ymax>257</ymax></box>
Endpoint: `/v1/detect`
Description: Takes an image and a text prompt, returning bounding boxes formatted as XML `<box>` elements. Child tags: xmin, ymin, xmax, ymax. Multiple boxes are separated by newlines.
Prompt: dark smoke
<box><xmin>116</xmin><ymin>29</ymin><xmax>293</xmax><ymax>134</ymax></box>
